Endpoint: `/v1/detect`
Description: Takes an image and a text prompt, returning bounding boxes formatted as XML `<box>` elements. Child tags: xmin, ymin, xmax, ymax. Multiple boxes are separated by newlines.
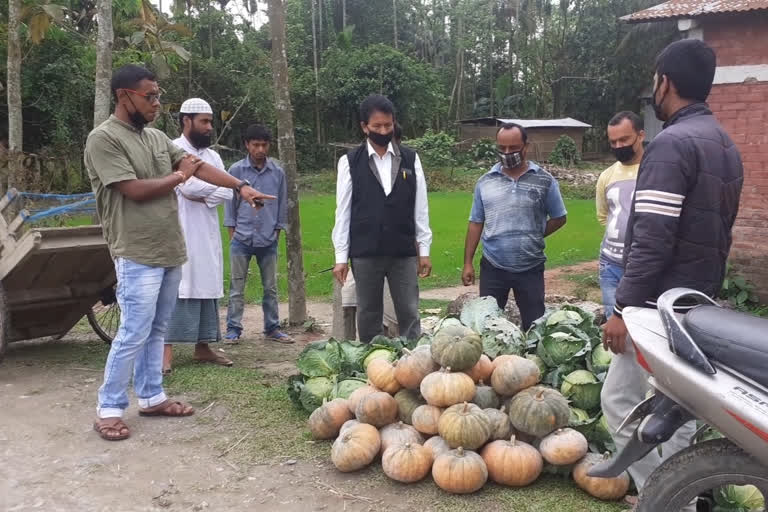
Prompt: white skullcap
<box><xmin>179</xmin><ymin>98</ymin><xmax>213</xmax><ymax>114</ymax></box>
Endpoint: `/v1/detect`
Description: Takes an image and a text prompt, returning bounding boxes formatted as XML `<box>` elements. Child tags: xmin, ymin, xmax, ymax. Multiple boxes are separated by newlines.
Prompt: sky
<box><xmin>151</xmin><ymin>0</ymin><xmax>269</xmax><ymax>29</ymax></box>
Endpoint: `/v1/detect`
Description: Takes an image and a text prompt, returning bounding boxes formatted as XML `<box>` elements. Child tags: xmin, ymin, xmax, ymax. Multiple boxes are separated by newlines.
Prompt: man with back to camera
<box><xmin>331</xmin><ymin>94</ymin><xmax>433</xmax><ymax>342</ymax></box>
<box><xmin>85</xmin><ymin>65</ymin><xmax>274</xmax><ymax>441</ymax></box>
<box><xmin>596</xmin><ymin>111</ymin><xmax>644</xmax><ymax>318</ymax></box>
<box><xmin>600</xmin><ymin>39</ymin><xmax>743</xmax><ymax>510</ymax></box>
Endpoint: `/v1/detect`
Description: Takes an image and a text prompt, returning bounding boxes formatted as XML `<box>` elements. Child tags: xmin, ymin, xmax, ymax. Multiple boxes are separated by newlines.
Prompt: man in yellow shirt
<box><xmin>595</xmin><ymin>111</ymin><xmax>645</xmax><ymax>318</ymax></box>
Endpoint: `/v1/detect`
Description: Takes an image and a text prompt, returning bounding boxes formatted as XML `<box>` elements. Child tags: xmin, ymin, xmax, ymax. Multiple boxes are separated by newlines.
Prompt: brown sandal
<box><xmin>139</xmin><ymin>399</ymin><xmax>195</xmax><ymax>417</ymax></box>
<box><xmin>93</xmin><ymin>418</ymin><xmax>131</xmax><ymax>441</ymax></box>
<box><xmin>193</xmin><ymin>354</ymin><xmax>233</xmax><ymax>367</ymax></box>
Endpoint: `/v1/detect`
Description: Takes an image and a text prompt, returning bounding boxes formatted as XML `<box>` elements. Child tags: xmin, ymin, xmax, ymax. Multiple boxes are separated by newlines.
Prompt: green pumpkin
<box><xmin>438</xmin><ymin>402</ymin><xmax>491</xmax><ymax>450</ymax></box>
<box><xmin>507</xmin><ymin>386</ymin><xmax>570</xmax><ymax>438</ymax></box>
<box><xmin>431</xmin><ymin>324</ymin><xmax>483</xmax><ymax>371</ymax></box>
<box><xmin>395</xmin><ymin>388</ymin><xmax>427</xmax><ymax>424</ymax></box>
<box><xmin>471</xmin><ymin>380</ymin><xmax>500</xmax><ymax>409</ymax></box>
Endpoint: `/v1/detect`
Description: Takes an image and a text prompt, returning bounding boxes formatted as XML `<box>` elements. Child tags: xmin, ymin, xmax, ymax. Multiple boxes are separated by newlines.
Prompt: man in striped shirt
<box><xmin>600</xmin><ymin>39</ymin><xmax>743</xmax><ymax>508</ymax></box>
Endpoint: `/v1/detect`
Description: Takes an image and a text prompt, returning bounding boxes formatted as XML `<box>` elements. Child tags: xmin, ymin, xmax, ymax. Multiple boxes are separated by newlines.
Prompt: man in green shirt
<box><xmin>86</xmin><ymin>65</ymin><xmax>273</xmax><ymax>441</ymax></box>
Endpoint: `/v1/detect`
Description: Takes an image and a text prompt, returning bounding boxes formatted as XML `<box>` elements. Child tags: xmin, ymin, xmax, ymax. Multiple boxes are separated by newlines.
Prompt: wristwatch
<box><xmin>235</xmin><ymin>179</ymin><xmax>251</xmax><ymax>193</ymax></box>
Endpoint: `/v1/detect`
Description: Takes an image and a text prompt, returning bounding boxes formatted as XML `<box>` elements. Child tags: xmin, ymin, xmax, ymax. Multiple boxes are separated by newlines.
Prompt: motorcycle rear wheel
<box><xmin>638</xmin><ymin>438</ymin><xmax>768</xmax><ymax>512</ymax></box>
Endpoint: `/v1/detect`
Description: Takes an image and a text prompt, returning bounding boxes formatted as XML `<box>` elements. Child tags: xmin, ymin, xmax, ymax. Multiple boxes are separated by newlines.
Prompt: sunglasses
<box><xmin>121</xmin><ymin>88</ymin><xmax>162</xmax><ymax>104</ymax></box>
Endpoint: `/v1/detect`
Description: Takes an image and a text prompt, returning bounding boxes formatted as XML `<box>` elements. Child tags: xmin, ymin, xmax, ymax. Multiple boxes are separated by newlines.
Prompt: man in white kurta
<box><xmin>163</xmin><ymin>98</ymin><xmax>233</xmax><ymax>373</ymax></box>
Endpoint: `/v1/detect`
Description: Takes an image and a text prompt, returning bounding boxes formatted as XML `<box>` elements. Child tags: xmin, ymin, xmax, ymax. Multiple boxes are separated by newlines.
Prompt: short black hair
<box><xmin>244</xmin><ymin>124</ymin><xmax>272</xmax><ymax>143</ymax></box>
<box><xmin>497</xmin><ymin>122</ymin><xmax>528</xmax><ymax>144</ymax></box>
<box><xmin>394</xmin><ymin>122</ymin><xmax>403</xmax><ymax>141</ymax></box>
<box><xmin>608</xmin><ymin>111</ymin><xmax>644</xmax><ymax>132</ymax></box>
<box><xmin>655</xmin><ymin>39</ymin><xmax>716</xmax><ymax>102</ymax></box>
<box><xmin>111</xmin><ymin>65</ymin><xmax>156</xmax><ymax>101</ymax></box>
<box><xmin>359</xmin><ymin>94</ymin><xmax>395</xmax><ymax>124</ymax></box>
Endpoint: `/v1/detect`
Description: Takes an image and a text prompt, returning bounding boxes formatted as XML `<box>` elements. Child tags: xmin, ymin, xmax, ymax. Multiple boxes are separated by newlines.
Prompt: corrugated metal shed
<box><xmin>622</xmin><ymin>0</ymin><xmax>768</xmax><ymax>23</ymax></box>
<box><xmin>458</xmin><ymin>117</ymin><xmax>592</xmax><ymax>129</ymax></box>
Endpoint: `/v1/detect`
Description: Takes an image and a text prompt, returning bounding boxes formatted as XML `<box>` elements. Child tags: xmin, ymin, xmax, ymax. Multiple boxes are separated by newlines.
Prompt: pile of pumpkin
<box><xmin>308</xmin><ymin>323</ymin><xmax>630</xmax><ymax>500</ymax></box>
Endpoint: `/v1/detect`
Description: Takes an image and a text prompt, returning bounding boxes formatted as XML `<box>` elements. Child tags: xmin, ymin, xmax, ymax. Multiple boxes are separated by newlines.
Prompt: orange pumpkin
<box><xmin>367</xmin><ymin>358</ymin><xmax>402</xmax><ymax>394</ymax></box>
<box><xmin>331</xmin><ymin>423</ymin><xmax>381</xmax><ymax>472</ymax></box>
<box><xmin>432</xmin><ymin>447</ymin><xmax>488</xmax><ymax>494</ymax></box>
<box><xmin>394</xmin><ymin>346</ymin><xmax>439</xmax><ymax>389</ymax></box>
<box><xmin>420</xmin><ymin>367</ymin><xmax>476</xmax><ymax>407</ymax></box>
<box><xmin>490</xmin><ymin>355</ymin><xmax>541</xmax><ymax>396</ymax></box>
<box><xmin>380</xmin><ymin>421</ymin><xmax>424</xmax><ymax>453</ymax></box>
<box><xmin>481</xmin><ymin>435</ymin><xmax>543</xmax><ymax>487</ymax></box>
<box><xmin>539</xmin><ymin>428</ymin><xmax>588</xmax><ymax>466</ymax></box>
<box><xmin>308</xmin><ymin>398</ymin><xmax>354</xmax><ymax>440</ymax></box>
<box><xmin>382</xmin><ymin>442</ymin><xmax>433</xmax><ymax>483</ymax></box>
<box><xmin>347</xmin><ymin>382</ymin><xmax>379</xmax><ymax>414</ymax></box>
<box><xmin>424</xmin><ymin>436</ymin><xmax>451</xmax><ymax>462</ymax></box>
<box><xmin>355</xmin><ymin>391</ymin><xmax>398</xmax><ymax>427</ymax></box>
<box><xmin>572</xmin><ymin>453</ymin><xmax>630</xmax><ymax>501</ymax></box>
<box><xmin>464</xmin><ymin>354</ymin><xmax>494</xmax><ymax>383</ymax></box>
<box><xmin>412</xmin><ymin>404</ymin><xmax>444</xmax><ymax>435</ymax></box>
<box><xmin>491</xmin><ymin>354</ymin><xmax>517</xmax><ymax>371</ymax></box>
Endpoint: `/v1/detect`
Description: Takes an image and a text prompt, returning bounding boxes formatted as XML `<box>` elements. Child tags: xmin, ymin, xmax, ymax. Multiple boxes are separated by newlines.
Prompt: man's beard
<box><xmin>189</xmin><ymin>130</ymin><xmax>212</xmax><ymax>149</ymax></box>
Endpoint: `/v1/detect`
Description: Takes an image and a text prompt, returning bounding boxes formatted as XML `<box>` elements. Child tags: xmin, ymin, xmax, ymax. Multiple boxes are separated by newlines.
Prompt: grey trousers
<box><xmin>601</xmin><ymin>338</ymin><xmax>696</xmax><ymax>510</ymax></box>
<box><xmin>350</xmin><ymin>256</ymin><xmax>421</xmax><ymax>342</ymax></box>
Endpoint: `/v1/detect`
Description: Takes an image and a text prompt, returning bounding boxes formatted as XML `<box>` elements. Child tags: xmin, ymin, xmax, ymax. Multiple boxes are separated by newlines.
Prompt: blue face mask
<box><xmin>498</xmin><ymin>150</ymin><xmax>523</xmax><ymax>169</ymax></box>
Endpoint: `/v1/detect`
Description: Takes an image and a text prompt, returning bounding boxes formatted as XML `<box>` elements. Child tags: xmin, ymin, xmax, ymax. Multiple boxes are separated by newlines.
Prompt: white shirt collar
<box><xmin>366</xmin><ymin>140</ymin><xmax>395</xmax><ymax>158</ymax></box>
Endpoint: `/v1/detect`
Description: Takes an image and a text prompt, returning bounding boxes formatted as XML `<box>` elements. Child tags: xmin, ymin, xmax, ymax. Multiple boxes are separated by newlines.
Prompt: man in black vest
<box><xmin>331</xmin><ymin>95</ymin><xmax>433</xmax><ymax>342</ymax></box>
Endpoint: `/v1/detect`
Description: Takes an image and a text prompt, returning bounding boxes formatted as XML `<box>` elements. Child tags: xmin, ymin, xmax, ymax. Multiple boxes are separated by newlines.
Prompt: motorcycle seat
<box><xmin>684</xmin><ymin>305</ymin><xmax>768</xmax><ymax>388</ymax></box>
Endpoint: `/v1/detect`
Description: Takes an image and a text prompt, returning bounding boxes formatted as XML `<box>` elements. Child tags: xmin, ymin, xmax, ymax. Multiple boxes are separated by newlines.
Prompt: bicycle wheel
<box><xmin>87</xmin><ymin>285</ymin><xmax>120</xmax><ymax>344</ymax></box>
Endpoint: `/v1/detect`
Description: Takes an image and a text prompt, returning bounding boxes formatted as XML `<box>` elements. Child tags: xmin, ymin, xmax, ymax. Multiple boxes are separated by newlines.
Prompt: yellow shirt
<box><xmin>595</xmin><ymin>161</ymin><xmax>639</xmax><ymax>264</ymax></box>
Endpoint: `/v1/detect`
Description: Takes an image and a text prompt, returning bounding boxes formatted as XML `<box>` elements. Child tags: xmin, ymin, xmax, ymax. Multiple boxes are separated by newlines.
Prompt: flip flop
<box><xmin>266</xmin><ymin>331</ymin><xmax>295</xmax><ymax>344</ymax></box>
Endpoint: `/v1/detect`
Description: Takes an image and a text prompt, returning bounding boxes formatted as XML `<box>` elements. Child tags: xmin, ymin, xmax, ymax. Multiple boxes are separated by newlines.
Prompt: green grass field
<box><xmin>223</xmin><ymin>191</ymin><xmax>602</xmax><ymax>303</ymax></box>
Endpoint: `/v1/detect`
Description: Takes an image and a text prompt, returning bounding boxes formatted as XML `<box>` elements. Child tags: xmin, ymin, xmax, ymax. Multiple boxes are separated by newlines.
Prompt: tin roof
<box><xmin>622</xmin><ymin>0</ymin><xmax>768</xmax><ymax>23</ymax></box>
<box><xmin>458</xmin><ymin>117</ymin><xmax>592</xmax><ymax>129</ymax></box>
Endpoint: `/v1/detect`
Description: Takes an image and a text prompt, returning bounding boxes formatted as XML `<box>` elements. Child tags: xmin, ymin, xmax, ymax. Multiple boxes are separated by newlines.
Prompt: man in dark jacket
<box><xmin>601</xmin><ymin>39</ymin><xmax>743</xmax><ymax>508</ymax></box>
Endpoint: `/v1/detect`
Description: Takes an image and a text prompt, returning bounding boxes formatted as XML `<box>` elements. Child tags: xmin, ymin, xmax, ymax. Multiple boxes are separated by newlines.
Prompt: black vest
<box><xmin>348</xmin><ymin>143</ymin><xmax>418</xmax><ymax>258</ymax></box>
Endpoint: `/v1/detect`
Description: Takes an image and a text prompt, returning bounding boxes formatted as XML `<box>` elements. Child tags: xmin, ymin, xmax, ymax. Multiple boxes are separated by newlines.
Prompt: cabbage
<box><xmin>536</xmin><ymin>329</ymin><xmax>591</xmax><ymax>367</ymax></box>
<box><xmin>714</xmin><ymin>484</ymin><xmax>765</xmax><ymax>511</ymax></box>
<box><xmin>363</xmin><ymin>347</ymin><xmax>396</xmax><ymax>368</ymax></box>
<box><xmin>561</xmin><ymin>370</ymin><xmax>603</xmax><ymax>412</ymax></box>
<box><xmin>546</xmin><ymin>309</ymin><xmax>584</xmax><ymax>327</ymax></box>
<box><xmin>482</xmin><ymin>316</ymin><xmax>526</xmax><ymax>358</ymax></box>
<box><xmin>588</xmin><ymin>344</ymin><xmax>613</xmax><ymax>375</ymax></box>
<box><xmin>525</xmin><ymin>353</ymin><xmax>548</xmax><ymax>375</ymax></box>
<box><xmin>331</xmin><ymin>378</ymin><xmax>367</xmax><ymax>400</ymax></box>
<box><xmin>459</xmin><ymin>296</ymin><xmax>502</xmax><ymax>333</ymax></box>
<box><xmin>337</xmin><ymin>341</ymin><xmax>368</xmax><ymax>373</ymax></box>
<box><xmin>416</xmin><ymin>334</ymin><xmax>433</xmax><ymax>347</ymax></box>
<box><xmin>296</xmin><ymin>341</ymin><xmax>342</xmax><ymax>377</ymax></box>
<box><xmin>299</xmin><ymin>376</ymin><xmax>334</xmax><ymax>412</ymax></box>
<box><xmin>569</xmin><ymin>407</ymin><xmax>591</xmax><ymax>424</ymax></box>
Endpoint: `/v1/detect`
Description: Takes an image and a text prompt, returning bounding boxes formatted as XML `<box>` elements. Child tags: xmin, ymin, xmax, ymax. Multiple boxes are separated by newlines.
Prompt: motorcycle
<box><xmin>589</xmin><ymin>288</ymin><xmax>768</xmax><ymax>511</ymax></box>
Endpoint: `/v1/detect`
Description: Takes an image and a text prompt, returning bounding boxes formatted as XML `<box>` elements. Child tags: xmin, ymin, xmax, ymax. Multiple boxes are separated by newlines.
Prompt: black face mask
<box><xmin>368</xmin><ymin>131</ymin><xmax>393</xmax><ymax>147</ymax></box>
<box><xmin>613</xmin><ymin>140</ymin><xmax>637</xmax><ymax>163</ymax></box>
<box><xmin>126</xmin><ymin>95</ymin><xmax>149</xmax><ymax>130</ymax></box>
<box><xmin>189</xmin><ymin>130</ymin><xmax>212</xmax><ymax>149</ymax></box>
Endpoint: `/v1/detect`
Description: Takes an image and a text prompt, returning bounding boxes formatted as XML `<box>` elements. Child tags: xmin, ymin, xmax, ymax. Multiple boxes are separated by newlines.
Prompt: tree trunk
<box><xmin>310</xmin><ymin>0</ymin><xmax>321</xmax><ymax>143</ymax></box>
<box><xmin>393</xmin><ymin>0</ymin><xmax>398</xmax><ymax>49</ymax></box>
<box><xmin>268</xmin><ymin>0</ymin><xmax>307</xmax><ymax>324</ymax></box>
<box><xmin>93</xmin><ymin>0</ymin><xmax>114</xmax><ymax>127</ymax></box>
<box><xmin>317</xmin><ymin>0</ymin><xmax>323</xmax><ymax>55</ymax></box>
<box><xmin>489</xmin><ymin>2</ymin><xmax>494</xmax><ymax>117</ymax></box>
<box><xmin>342</xmin><ymin>0</ymin><xmax>346</xmax><ymax>29</ymax></box>
<box><xmin>6</xmin><ymin>0</ymin><xmax>23</xmax><ymax>190</ymax></box>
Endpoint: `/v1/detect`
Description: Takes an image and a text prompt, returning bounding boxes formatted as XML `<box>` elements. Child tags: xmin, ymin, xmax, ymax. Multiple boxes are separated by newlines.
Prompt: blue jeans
<box><xmin>599</xmin><ymin>260</ymin><xmax>624</xmax><ymax>318</ymax></box>
<box><xmin>97</xmin><ymin>258</ymin><xmax>182</xmax><ymax>418</ymax></box>
<box><xmin>226</xmin><ymin>239</ymin><xmax>279</xmax><ymax>335</ymax></box>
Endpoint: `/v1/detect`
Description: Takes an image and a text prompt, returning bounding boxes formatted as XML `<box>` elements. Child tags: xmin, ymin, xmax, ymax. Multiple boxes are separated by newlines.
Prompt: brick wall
<box><xmin>703</xmin><ymin>12</ymin><xmax>768</xmax><ymax>66</ymax></box>
<box><xmin>704</xmin><ymin>13</ymin><xmax>768</xmax><ymax>297</ymax></box>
